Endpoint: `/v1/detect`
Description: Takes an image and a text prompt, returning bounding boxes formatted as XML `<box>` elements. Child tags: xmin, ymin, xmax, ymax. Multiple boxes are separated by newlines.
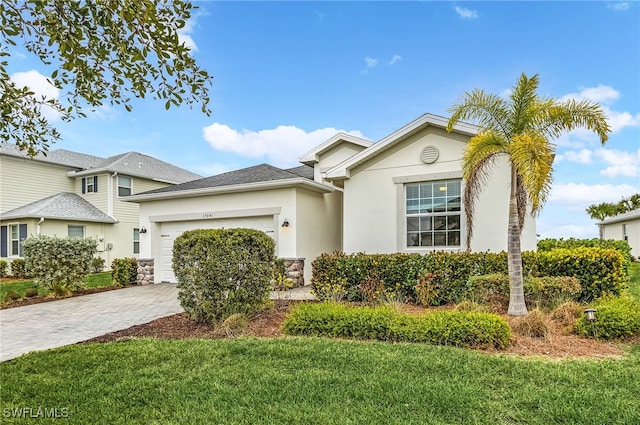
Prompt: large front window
<box><xmin>406</xmin><ymin>180</ymin><xmax>461</xmax><ymax>247</ymax></box>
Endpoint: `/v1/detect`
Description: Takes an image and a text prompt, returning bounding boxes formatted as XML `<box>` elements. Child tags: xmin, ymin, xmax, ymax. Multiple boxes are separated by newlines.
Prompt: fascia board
<box><xmin>298</xmin><ymin>133</ymin><xmax>373</xmax><ymax>165</ymax></box>
<box><xmin>124</xmin><ymin>178</ymin><xmax>334</xmax><ymax>202</ymax></box>
<box><xmin>325</xmin><ymin>114</ymin><xmax>478</xmax><ymax>179</ymax></box>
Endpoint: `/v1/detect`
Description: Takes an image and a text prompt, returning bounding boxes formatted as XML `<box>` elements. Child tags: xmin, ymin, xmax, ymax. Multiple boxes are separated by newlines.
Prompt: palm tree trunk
<box><xmin>507</xmin><ymin>167</ymin><xmax>528</xmax><ymax>316</ymax></box>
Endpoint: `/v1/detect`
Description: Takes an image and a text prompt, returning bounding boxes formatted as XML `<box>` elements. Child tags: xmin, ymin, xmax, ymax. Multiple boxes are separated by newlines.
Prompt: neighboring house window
<box><xmin>82</xmin><ymin>176</ymin><xmax>98</xmax><ymax>194</ymax></box>
<box><xmin>133</xmin><ymin>228</ymin><xmax>140</xmax><ymax>254</ymax></box>
<box><xmin>623</xmin><ymin>224</ymin><xmax>628</xmax><ymax>242</ymax></box>
<box><xmin>406</xmin><ymin>180</ymin><xmax>461</xmax><ymax>247</ymax></box>
<box><xmin>9</xmin><ymin>225</ymin><xmax>20</xmax><ymax>256</ymax></box>
<box><xmin>68</xmin><ymin>225</ymin><xmax>85</xmax><ymax>238</ymax></box>
<box><xmin>118</xmin><ymin>176</ymin><xmax>132</xmax><ymax>197</ymax></box>
<box><xmin>1</xmin><ymin>224</ymin><xmax>27</xmax><ymax>257</ymax></box>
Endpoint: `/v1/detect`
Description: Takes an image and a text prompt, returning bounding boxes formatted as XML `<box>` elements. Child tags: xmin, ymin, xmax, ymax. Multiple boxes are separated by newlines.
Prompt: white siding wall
<box><xmin>602</xmin><ymin>219</ymin><xmax>640</xmax><ymax>258</ymax></box>
<box><xmin>0</xmin><ymin>156</ymin><xmax>75</xmax><ymax>213</ymax></box>
<box><xmin>342</xmin><ymin>127</ymin><xmax>537</xmax><ymax>254</ymax></box>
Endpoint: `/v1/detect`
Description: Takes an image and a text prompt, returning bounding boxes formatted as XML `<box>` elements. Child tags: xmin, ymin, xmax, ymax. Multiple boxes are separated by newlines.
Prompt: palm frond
<box><xmin>461</xmin><ymin>133</ymin><xmax>506</xmax><ymax>250</ymax></box>
<box><xmin>508</xmin><ymin>73</ymin><xmax>541</xmax><ymax>135</ymax></box>
<box><xmin>543</xmin><ymin>99</ymin><xmax>610</xmax><ymax>144</ymax></box>
<box><xmin>447</xmin><ymin>90</ymin><xmax>511</xmax><ymax>137</ymax></box>
<box><xmin>509</xmin><ymin>133</ymin><xmax>555</xmax><ymax>215</ymax></box>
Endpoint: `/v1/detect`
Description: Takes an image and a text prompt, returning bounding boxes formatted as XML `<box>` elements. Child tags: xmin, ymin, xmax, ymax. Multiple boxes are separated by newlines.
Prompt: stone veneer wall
<box><xmin>137</xmin><ymin>258</ymin><xmax>154</xmax><ymax>285</ymax></box>
<box><xmin>283</xmin><ymin>258</ymin><xmax>304</xmax><ymax>287</ymax></box>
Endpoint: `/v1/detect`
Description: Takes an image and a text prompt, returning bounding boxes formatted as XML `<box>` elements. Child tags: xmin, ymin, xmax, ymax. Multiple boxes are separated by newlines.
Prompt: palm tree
<box><xmin>446</xmin><ymin>73</ymin><xmax>610</xmax><ymax>316</ymax></box>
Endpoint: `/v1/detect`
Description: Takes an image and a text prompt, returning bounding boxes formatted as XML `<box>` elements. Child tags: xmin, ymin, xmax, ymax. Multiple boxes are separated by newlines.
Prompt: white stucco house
<box><xmin>127</xmin><ymin>113</ymin><xmax>537</xmax><ymax>284</ymax></box>
<box><xmin>598</xmin><ymin>208</ymin><xmax>640</xmax><ymax>259</ymax></box>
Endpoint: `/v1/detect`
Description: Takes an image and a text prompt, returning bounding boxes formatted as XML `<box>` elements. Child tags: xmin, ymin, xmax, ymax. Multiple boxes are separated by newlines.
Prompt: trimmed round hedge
<box><xmin>283</xmin><ymin>302</ymin><xmax>511</xmax><ymax>349</ymax></box>
<box><xmin>173</xmin><ymin>228</ymin><xmax>275</xmax><ymax>324</ymax></box>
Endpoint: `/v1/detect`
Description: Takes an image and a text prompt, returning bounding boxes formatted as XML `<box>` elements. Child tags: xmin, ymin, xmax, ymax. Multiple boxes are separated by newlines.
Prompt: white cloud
<box><xmin>10</xmin><ymin>69</ymin><xmax>62</xmax><ymax>121</ymax></box>
<box><xmin>202</xmin><ymin>123</ymin><xmax>366</xmax><ymax>168</ymax></box>
<box><xmin>177</xmin><ymin>19</ymin><xmax>198</xmax><ymax>51</ymax></box>
<box><xmin>364</xmin><ymin>57</ymin><xmax>378</xmax><ymax>69</ymax></box>
<box><xmin>539</xmin><ymin>223</ymin><xmax>599</xmax><ymax>239</ymax></box>
<box><xmin>596</xmin><ymin>148</ymin><xmax>640</xmax><ymax>178</ymax></box>
<box><xmin>561</xmin><ymin>84</ymin><xmax>620</xmax><ymax>104</ymax></box>
<box><xmin>389</xmin><ymin>55</ymin><xmax>402</xmax><ymax>65</ymax></box>
<box><xmin>550</xmin><ymin>182</ymin><xmax>638</xmax><ymax>206</ymax></box>
<box><xmin>455</xmin><ymin>6</ymin><xmax>478</xmax><ymax>20</ymax></box>
<box><xmin>556</xmin><ymin>149</ymin><xmax>593</xmax><ymax>164</ymax></box>
<box><xmin>560</xmin><ymin>84</ymin><xmax>640</xmax><ymax>133</ymax></box>
<box><xmin>608</xmin><ymin>2</ymin><xmax>630</xmax><ymax>11</ymax></box>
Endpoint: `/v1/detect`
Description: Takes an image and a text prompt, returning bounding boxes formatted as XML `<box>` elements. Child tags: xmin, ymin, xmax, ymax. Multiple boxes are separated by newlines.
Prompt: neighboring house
<box><xmin>0</xmin><ymin>143</ymin><xmax>201</xmax><ymax>268</ymax></box>
<box><xmin>128</xmin><ymin>113</ymin><xmax>537</xmax><ymax>284</ymax></box>
<box><xmin>598</xmin><ymin>208</ymin><xmax>640</xmax><ymax>259</ymax></box>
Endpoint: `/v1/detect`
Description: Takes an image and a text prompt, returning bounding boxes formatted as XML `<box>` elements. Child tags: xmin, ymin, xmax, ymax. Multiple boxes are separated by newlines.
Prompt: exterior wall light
<box><xmin>282</xmin><ymin>219</ymin><xmax>290</xmax><ymax>228</ymax></box>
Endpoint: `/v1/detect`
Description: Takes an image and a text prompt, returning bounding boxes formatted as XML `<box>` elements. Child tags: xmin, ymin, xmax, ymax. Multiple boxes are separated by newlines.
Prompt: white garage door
<box><xmin>159</xmin><ymin>216</ymin><xmax>275</xmax><ymax>283</ymax></box>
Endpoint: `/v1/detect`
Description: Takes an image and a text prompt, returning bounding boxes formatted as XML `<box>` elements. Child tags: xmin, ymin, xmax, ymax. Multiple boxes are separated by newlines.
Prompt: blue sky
<box><xmin>8</xmin><ymin>1</ymin><xmax>640</xmax><ymax>240</ymax></box>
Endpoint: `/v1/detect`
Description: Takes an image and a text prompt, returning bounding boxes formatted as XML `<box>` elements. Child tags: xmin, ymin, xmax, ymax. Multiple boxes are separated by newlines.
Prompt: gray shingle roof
<box><xmin>70</xmin><ymin>151</ymin><xmax>201</xmax><ymax>184</ymax></box>
<box><xmin>135</xmin><ymin>163</ymin><xmax>315</xmax><ymax>196</ymax></box>
<box><xmin>0</xmin><ymin>143</ymin><xmax>103</xmax><ymax>169</ymax></box>
<box><xmin>1</xmin><ymin>143</ymin><xmax>201</xmax><ymax>183</ymax></box>
<box><xmin>0</xmin><ymin>193</ymin><xmax>117</xmax><ymax>223</ymax></box>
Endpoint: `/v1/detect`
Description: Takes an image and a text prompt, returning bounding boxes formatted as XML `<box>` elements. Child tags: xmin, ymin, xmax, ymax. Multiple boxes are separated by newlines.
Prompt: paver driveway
<box><xmin>0</xmin><ymin>283</ymin><xmax>182</xmax><ymax>362</ymax></box>
<box><xmin>0</xmin><ymin>284</ymin><xmax>316</xmax><ymax>362</ymax></box>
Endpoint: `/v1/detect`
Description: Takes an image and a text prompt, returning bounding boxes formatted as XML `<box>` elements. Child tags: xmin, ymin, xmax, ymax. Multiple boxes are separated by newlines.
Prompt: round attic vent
<box><xmin>420</xmin><ymin>145</ymin><xmax>439</xmax><ymax>164</ymax></box>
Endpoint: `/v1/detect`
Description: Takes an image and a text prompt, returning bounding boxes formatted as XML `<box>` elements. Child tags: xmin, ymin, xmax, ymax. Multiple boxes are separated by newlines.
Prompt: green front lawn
<box><xmin>1</xmin><ymin>338</ymin><xmax>639</xmax><ymax>424</ymax></box>
<box><xmin>0</xmin><ymin>272</ymin><xmax>113</xmax><ymax>300</ymax></box>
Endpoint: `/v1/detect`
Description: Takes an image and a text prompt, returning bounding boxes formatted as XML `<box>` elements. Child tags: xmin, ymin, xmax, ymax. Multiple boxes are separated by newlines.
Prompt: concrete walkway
<box><xmin>0</xmin><ymin>284</ymin><xmax>315</xmax><ymax>362</ymax></box>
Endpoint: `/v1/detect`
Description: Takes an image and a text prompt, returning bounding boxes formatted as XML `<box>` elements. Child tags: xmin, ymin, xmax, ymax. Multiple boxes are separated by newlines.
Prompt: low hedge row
<box><xmin>283</xmin><ymin>302</ymin><xmax>511</xmax><ymax>349</ymax></box>
<box><xmin>538</xmin><ymin>237</ymin><xmax>633</xmax><ymax>264</ymax></box>
<box><xmin>575</xmin><ymin>296</ymin><xmax>640</xmax><ymax>340</ymax></box>
<box><xmin>312</xmin><ymin>248</ymin><xmax>627</xmax><ymax>304</ymax></box>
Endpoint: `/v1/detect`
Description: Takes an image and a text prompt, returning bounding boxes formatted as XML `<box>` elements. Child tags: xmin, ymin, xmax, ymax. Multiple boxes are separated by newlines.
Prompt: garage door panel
<box><xmin>159</xmin><ymin>216</ymin><xmax>275</xmax><ymax>283</ymax></box>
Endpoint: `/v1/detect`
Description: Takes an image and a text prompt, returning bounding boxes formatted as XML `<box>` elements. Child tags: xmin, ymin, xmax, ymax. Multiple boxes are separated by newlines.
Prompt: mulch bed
<box><xmin>1</xmin><ymin>285</ymin><xmax>126</xmax><ymax>309</ymax></box>
<box><xmin>81</xmin><ymin>301</ymin><xmax>627</xmax><ymax>359</ymax></box>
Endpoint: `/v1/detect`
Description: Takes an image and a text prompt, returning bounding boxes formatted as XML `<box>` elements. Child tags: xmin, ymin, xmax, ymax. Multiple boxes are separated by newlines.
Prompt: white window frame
<box><xmin>86</xmin><ymin>176</ymin><xmax>97</xmax><ymax>193</ymax></box>
<box><xmin>9</xmin><ymin>224</ymin><xmax>20</xmax><ymax>257</ymax></box>
<box><xmin>133</xmin><ymin>228</ymin><xmax>140</xmax><ymax>255</ymax></box>
<box><xmin>405</xmin><ymin>179</ymin><xmax>461</xmax><ymax>249</ymax></box>
<box><xmin>118</xmin><ymin>176</ymin><xmax>132</xmax><ymax>197</ymax></box>
<box><xmin>68</xmin><ymin>225</ymin><xmax>85</xmax><ymax>239</ymax></box>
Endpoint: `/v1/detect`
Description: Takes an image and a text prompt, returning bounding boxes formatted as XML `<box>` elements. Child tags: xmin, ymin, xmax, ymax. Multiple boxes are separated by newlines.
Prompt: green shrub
<box><xmin>538</xmin><ymin>237</ymin><xmax>633</xmax><ymax>265</ymax></box>
<box><xmin>468</xmin><ymin>273</ymin><xmax>510</xmax><ymax>309</ymax></box>
<box><xmin>173</xmin><ymin>228</ymin><xmax>275</xmax><ymax>325</ymax></box>
<box><xmin>415</xmin><ymin>271</ymin><xmax>440</xmax><ymax>306</ymax></box>
<box><xmin>22</xmin><ymin>235</ymin><xmax>96</xmax><ymax>291</ymax></box>
<box><xmin>111</xmin><ymin>258</ymin><xmax>138</xmax><ymax>286</ymax></box>
<box><xmin>526</xmin><ymin>276</ymin><xmax>581</xmax><ymax>309</ymax></box>
<box><xmin>358</xmin><ymin>270</ymin><xmax>387</xmax><ymax>305</ymax></box>
<box><xmin>9</xmin><ymin>259</ymin><xmax>29</xmax><ymax>279</ymax></box>
<box><xmin>312</xmin><ymin>248</ymin><xmax>627</xmax><ymax>305</ymax></box>
<box><xmin>24</xmin><ymin>288</ymin><xmax>38</xmax><ymax>298</ymax></box>
<box><xmin>91</xmin><ymin>257</ymin><xmax>106</xmax><ymax>274</ymax></box>
<box><xmin>575</xmin><ymin>296</ymin><xmax>640</xmax><ymax>340</ymax></box>
<box><xmin>534</xmin><ymin>247</ymin><xmax>627</xmax><ymax>301</ymax></box>
<box><xmin>2</xmin><ymin>290</ymin><xmax>21</xmax><ymax>303</ymax></box>
<box><xmin>0</xmin><ymin>260</ymin><xmax>7</xmax><ymax>278</ymax></box>
<box><xmin>283</xmin><ymin>302</ymin><xmax>511</xmax><ymax>349</ymax></box>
